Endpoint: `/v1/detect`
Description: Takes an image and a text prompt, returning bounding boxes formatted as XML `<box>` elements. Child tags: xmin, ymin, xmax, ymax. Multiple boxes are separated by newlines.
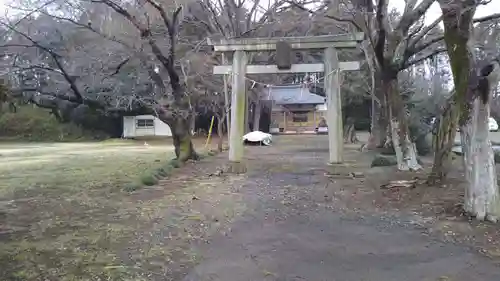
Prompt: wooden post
<box><xmin>313</xmin><ymin>110</ymin><xmax>316</xmax><ymax>129</ymax></box>
<box><xmin>283</xmin><ymin>111</ymin><xmax>286</xmax><ymax>132</ymax></box>
<box><xmin>324</xmin><ymin>47</ymin><xmax>343</xmax><ymax>163</ymax></box>
<box><xmin>228</xmin><ymin>50</ymin><xmax>247</xmax><ymax>170</ymax></box>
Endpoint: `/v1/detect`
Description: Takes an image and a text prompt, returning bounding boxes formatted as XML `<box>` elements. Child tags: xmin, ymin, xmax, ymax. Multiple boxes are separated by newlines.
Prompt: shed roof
<box><xmin>263</xmin><ymin>85</ymin><xmax>325</xmax><ymax>105</ymax></box>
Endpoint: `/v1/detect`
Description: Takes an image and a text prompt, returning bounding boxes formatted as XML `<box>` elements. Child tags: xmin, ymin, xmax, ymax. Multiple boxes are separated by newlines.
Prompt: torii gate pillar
<box><xmin>324</xmin><ymin>47</ymin><xmax>342</xmax><ymax>163</ymax></box>
<box><xmin>228</xmin><ymin>50</ymin><xmax>247</xmax><ymax>171</ymax></box>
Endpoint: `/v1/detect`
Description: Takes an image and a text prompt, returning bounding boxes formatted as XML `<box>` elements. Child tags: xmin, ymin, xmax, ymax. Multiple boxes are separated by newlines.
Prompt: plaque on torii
<box><xmin>276</xmin><ymin>41</ymin><xmax>292</xmax><ymax>70</ymax></box>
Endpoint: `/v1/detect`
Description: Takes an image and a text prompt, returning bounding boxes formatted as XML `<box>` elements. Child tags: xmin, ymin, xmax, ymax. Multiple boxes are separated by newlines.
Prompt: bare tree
<box><xmin>95</xmin><ymin>0</ymin><xmax>202</xmax><ymax>160</ymax></box>
<box><xmin>0</xmin><ymin>0</ymin><xmax>207</xmax><ymax>160</ymax></box>
<box><xmin>0</xmin><ymin>10</ymin><xmax>164</xmax><ymax>141</ymax></box>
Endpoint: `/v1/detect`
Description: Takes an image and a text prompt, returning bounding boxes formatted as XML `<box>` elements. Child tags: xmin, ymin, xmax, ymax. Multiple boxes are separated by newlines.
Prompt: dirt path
<box><xmin>182</xmin><ymin>135</ymin><xmax>500</xmax><ymax>281</ymax></box>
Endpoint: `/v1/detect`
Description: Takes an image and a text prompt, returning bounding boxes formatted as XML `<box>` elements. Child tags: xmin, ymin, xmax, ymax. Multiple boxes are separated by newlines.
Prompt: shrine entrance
<box><xmin>207</xmin><ymin>33</ymin><xmax>364</xmax><ymax>170</ymax></box>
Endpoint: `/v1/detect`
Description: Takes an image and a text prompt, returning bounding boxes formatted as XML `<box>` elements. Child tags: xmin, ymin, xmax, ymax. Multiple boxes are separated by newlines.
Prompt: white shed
<box><xmin>122</xmin><ymin>115</ymin><xmax>172</xmax><ymax>138</ymax></box>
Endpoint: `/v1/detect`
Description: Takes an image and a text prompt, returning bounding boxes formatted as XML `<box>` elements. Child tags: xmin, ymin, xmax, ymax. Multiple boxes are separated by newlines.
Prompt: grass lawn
<box><xmin>0</xmin><ymin>141</ymin><xmax>174</xmax><ymax>197</ymax></box>
<box><xmin>0</xmin><ymin>139</ymin><xmax>241</xmax><ymax>281</ymax></box>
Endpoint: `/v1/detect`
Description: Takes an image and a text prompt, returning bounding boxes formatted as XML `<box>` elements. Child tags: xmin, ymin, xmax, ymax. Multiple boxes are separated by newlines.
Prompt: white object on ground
<box><xmin>243</xmin><ymin>131</ymin><xmax>272</xmax><ymax>146</ymax></box>
<box><xmin>317</xmin><ymin>127</ymin><xmax>328</xmax><ymax>133</ymax></box>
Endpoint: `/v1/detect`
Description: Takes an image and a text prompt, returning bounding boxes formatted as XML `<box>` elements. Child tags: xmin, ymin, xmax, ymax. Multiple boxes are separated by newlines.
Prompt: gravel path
<box><xmin>183</xmin><ymin>136</ymin><xmax>500</xmax><ymax>281</ymax></box>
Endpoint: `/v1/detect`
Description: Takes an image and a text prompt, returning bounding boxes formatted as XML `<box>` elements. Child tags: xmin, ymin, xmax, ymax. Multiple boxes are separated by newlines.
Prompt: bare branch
<box><xmin>395</xmin><ymin>0</ymin><xmax>435</xmax><ymax>36</ymax></box>
<box><xmin>407</xmin><ymin>35</ymin><xmax>443</xmax><ymax>58</ymax></box>
<box><xmin>403</xmin><ymin>48</ymin><xmax>448</xmax><ymax>69</ymax></box>
<box><xmin>474</xmin><ymin>12</ymin><xmax>500</xmax><ymax>24</ymax></box>
<box><xmin>410</xmin><ymin>12</ymin><xmax>500</xmax><ymax>53</ymax></box>
<box><xmin>407</xmin><ymin>15</ymin><xmax>443</xmax><ymax>49</ymax></box>
<box><xmin>0</xmin><ymin>19</ymin><xmax>84</xmax><ymax>103</ymax></box>
<box><xmin>286</xmin><ymin>0</ymin><xmax>363</xmax><ymax>32</ymax></box>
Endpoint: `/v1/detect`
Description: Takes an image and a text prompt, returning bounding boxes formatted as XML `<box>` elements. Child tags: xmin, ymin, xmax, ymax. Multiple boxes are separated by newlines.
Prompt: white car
<box><xmin>431</xmin><ymin>117</ymin><xmax>498</xmax><ymax>132</ymax></box>
<box><xmin>489</xmin><ymin>117</ymin><xmax>499</xmax><ymax>131</ymax></box>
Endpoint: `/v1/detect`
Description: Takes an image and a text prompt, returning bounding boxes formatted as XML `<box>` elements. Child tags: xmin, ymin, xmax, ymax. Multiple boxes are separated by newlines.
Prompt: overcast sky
<box><xmin>1</xmin><ymin>0</ymin><xmax>499</xmax><ymax>22</ymax></box>
<box><xmin>390</xmin><ymin>1</ymin><xmax>500</xmax><ymax>24</ymax></box>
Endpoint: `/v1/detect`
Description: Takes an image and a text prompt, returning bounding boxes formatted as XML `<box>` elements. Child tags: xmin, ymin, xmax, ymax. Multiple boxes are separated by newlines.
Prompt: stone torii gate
<box><xmin>207</xmin><ymin>33</ymin><xmax>364</xmax><ymax>170</ymax></box>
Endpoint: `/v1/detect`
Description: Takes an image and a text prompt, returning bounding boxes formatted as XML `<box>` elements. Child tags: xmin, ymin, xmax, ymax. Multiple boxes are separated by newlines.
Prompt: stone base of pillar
<box><xmin>226</xmin><ymin>161</ymin><xmax>247</xmax><ymax>174</ymax></box>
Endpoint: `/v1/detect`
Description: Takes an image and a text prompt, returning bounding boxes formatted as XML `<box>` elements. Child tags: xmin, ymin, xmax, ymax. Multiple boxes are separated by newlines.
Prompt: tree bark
<box><xmin>367</xmin><ymin>72</ymin><xmax>389</xmax><ymax>149</ymax></box>
<box><xmin>222</xmin><ymin>53</ymin><xmax>231</xmax><ymax>138</ymax></box>
<box><xmin>166</xmin><ymin>115</ymin><xmax>198</xmax><ymax>162</ymax></box>
<box><xmin>217</xmin><ymin>108</ymin><xmax>228</xmax><ymax>152</ymax></box>
<box><xmin>460</xmin><ymin>97</ymin><xmax>500</xmax><ymax>221</ymax></box>
<box><xmin>244</xmin><ymin>97</ymin><xmax>250</xmax><ymax>133</ymax></box>
<box><xmin>217</xmin><ymin>113</ymin><xmax>224</xmax><ymax>152</ymax></box>
<box><xmin>427</xmin><ymin>0</ymin><xmax>473</xmax><ymax>183</ymax></box>
<box><xmin>367</xmin><ymin>101</ymin><xmax>388</xmax><ymax>148</ymax></box>
<box><xmin>428</xmin><ymin>99</ymin><xmax>460</xmax><ymax>184</ymax></box>
<box><xmin>385</xmin><ymin>76</ymin><xmax>421</xmax><ymax>171</ymax></box>
<box><xmin>343</xmin><ymin>117</ymin><xmax>358</xmax><ymax>143</ymax></box>
<box><xmin>363</xmin><ymin>41</ymin><xmax>386</xmax><ymax>150</ymax></box>
<box><xmin>429</xmin><ymin>0</ymin><xmax>475</xmax><ymax>183</ymax></box>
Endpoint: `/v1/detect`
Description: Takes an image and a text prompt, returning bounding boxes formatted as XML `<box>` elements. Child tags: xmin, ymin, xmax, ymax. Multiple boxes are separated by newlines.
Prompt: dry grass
<box><xmin>0</xmin><ymin>142</ymin><xmax>173</xmax><ymax>197</ymax></box>
<box><xmin>0</xmin><ymin>141</ymin><xmax>174</xmax><ymax>280</ymax></box>
<box><xmin>0</xmin><ymin>139</ymin><xmax>244</xmax><ymax>280</ymax></box>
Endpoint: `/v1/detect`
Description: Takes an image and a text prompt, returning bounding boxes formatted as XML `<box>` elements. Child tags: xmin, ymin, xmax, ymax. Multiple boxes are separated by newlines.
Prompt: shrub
<box><xmin>169</xmin><ymin>159</ymin><xmax>180</xmax><ymax>168</ymax></box>
<box><xmin>0</xmin><ymin>106</ymin><xmax>107</xmax><ymax>142</ymax></box>
<box><xmin>123</xmin><ymin>182</ymin><xmax>142</xmax><ymax>192</ymax></box>
<box><xmin>371</xmin><ymin>155</ymin><xmax>398</xmax><ymax>167</ymax></box>
<box><xmin>140</xmin><ymin>173</ymin><xmax>159</xmax><ymax>186</ymax></box>
<box><xmin>156</xmin><ymin>167</ymin><xmax>169</xmax><ymax>177</ymax></box>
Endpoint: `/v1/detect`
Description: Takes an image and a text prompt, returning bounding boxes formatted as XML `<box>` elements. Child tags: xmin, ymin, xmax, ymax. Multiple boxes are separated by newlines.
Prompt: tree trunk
<box><xmin>428</xmin><ymin>99</ymin><xmax>460</xmax><ymax>184</ymax></box>
<box><xmin>217</xmin><ymin>114</ymin><xmax>224</xmax><ymax>152</ymax></box>
<box><xmin>169</xmin><ymin>116</ymin><xmax>198</xmax><ymax>162</ymax></box>
<box><xmin>253</xmin><ymin>100</ymin><xmax>261</xmax><ymax>131</ymax></box>
<box><xmin>361</xmin><ymin>40</ymin><xmax>386</xmax><ymax>150</ymax></box>
<box><xmin>460</xmin><ymin>97</ymin><xmax>500</xmax><ymax>222</ymax></box>
<box><xmin>367</xmin><ymin>100</ymin><xmax>388</xmax><ymax>148</ymax></box>
<box><xmin>343</xmin><ymin>117</ymin><xmax>358</xmax><ymax>143</ymax></box>
<box><xmin>222</xmin><ymin>53</ymin><xmax>231</xmax><ymax>138</ymax></box>
<box><xmin>434</xmin><ymin>0</ymin><xmax>500</xmax><ymax>221</ymax></box>
<box><xmin>244</xmin><ymin>97</ymin><xmax>250</xmax><ymax>133</ymax></box>
<box><xmin>429</xmin><ymin>0</ymin><xmax>475</xmax><ymax>183</ymax></box>
<box><xmin>367</xmin><ymin>72</ymin><xmax>389</xmax><ymax>149</ymax></box>
<box><xmin>385</xmin><ymin>77</ymin><xmax>421</xmax><ymax>171</ymax></box>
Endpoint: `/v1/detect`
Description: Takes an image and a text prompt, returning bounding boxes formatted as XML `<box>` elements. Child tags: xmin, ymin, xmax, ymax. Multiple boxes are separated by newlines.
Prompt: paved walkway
<box><xmin>184</xmin><ymin>136</ymin><xmax>500</xmax><ymax>281</ymax></box>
